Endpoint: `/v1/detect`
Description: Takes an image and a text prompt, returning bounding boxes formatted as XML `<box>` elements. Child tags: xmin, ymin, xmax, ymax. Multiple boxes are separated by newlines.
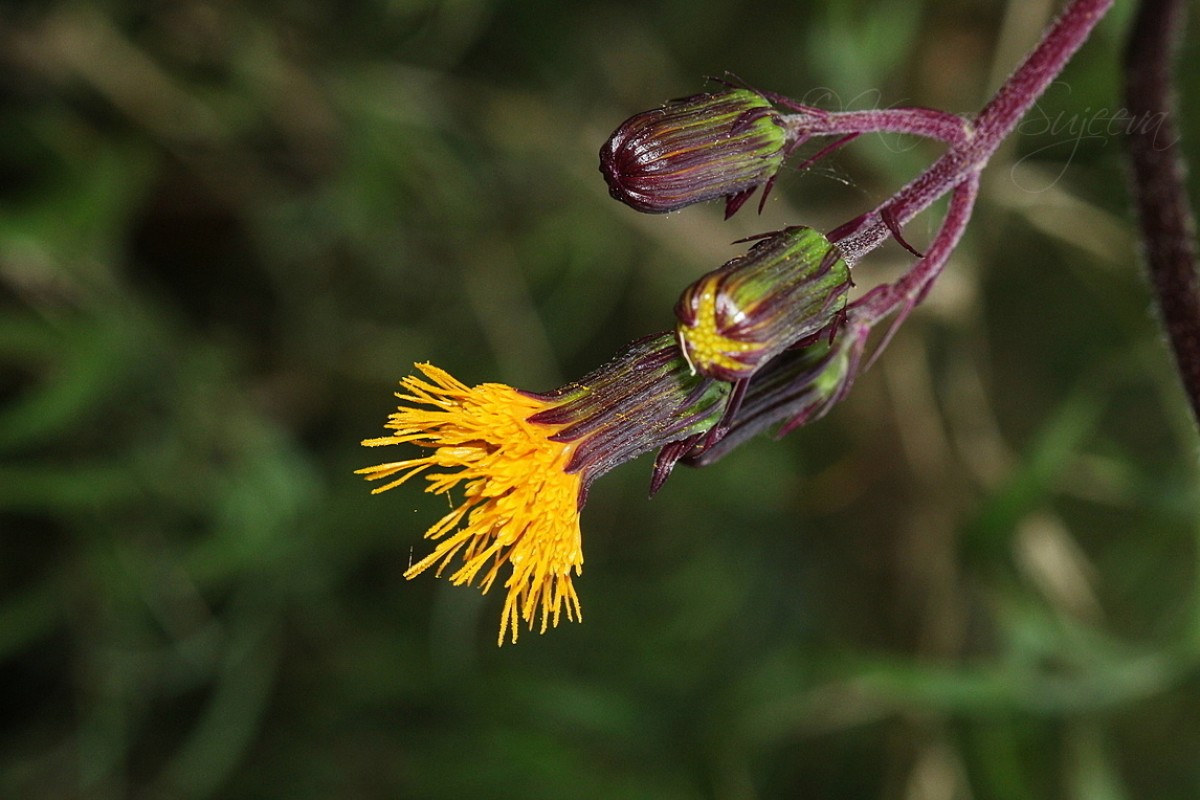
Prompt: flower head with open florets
<box><xmin>358</xmin><ymin>334</ymin><xmax>731</xmax><ymax>644</ymax></box>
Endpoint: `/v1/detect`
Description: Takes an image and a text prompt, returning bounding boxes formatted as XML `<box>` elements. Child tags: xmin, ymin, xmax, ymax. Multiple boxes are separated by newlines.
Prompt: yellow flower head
<box><xmin>359</xmin><ymin>334</ymin><xmax>734</xmax><ymax>645</ymax></box>
<box><xmin>357</xmin><ymin>364</ymin><xmax>584</xmax><ymax>645</ymax></box>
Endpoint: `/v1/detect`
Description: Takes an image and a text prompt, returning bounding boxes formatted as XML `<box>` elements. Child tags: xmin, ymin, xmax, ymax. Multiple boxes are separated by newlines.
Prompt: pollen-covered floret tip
<box><xmin>599</xmin><ymin>87</ymin><xmax>790</xmax><ymax>215</ymax></box>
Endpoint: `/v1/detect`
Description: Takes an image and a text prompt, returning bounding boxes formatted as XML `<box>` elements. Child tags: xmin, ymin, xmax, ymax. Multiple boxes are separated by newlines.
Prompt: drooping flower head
<box><xmin>675</xmin><ymin>226</ymin><xmax>852</xmax><ymax>382</ymax></box>
<box><xmin>600</xmin><ymin>88</ymin><xmax>793</xmax><ymax>218</ymax></box>
<box><xmin>359</xmin><ymin>334</ymin><xmax>731</xmax><ymax>644</ymax></box>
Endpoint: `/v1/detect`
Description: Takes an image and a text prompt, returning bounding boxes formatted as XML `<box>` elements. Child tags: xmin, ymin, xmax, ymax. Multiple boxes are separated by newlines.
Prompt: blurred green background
<box><xmin>2</xmin><ymin>0</ymin><xmax>1199</xmax><ymax>797</ymax></box>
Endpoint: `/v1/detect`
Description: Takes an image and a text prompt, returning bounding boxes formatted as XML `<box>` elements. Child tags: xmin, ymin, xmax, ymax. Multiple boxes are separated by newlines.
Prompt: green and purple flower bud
<box><xmin>599</xmin><ymin>88</ymin><xmax>791</xmax><ymax>218</ymax></box>
<box><xmin>681</xmin><ymin>319</ymin><xmax>869</xmax><ymax>468</ymax></box>
<box><xmin>674</xmin><ymin>225</ymin><xmax>852</xmax><ymax>382</ymax></box>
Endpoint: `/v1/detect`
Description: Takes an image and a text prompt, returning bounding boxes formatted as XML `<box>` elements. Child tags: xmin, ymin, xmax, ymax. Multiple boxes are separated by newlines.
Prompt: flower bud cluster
<box><xmin>362</xmin><ymin>81</ymin><xmax>887</xmax><ymax>643</ymax></box>
<box><xmin>594</xmin><ymin>86</ymin><xmax>873</xmax><ymax>482</ymax></box>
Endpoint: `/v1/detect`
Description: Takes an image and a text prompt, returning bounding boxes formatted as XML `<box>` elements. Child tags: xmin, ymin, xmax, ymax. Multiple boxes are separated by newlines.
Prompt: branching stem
<box><xmin>832</xmin><ymin>0</ymin><xmax>1115</xmax><ymax>270</ymax></box>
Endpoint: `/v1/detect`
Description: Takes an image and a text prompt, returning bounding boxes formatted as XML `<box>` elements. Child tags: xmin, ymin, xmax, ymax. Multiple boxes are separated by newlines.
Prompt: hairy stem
<box><xmin>783</xmin><ymin>107</ymin><xmax>974</xmax><ymax>147</ymax></box>
<box><xmin>853</xmin><ymin>174</ymin><xmax>981</xmax><ymax>328</ymax></box>
<box><xmin>1124</xmin><ymin>0</ymin><xmax>1200</xmax><ymax>426</ymax></box>
<box><xmin>832</xmin><ymin>0</ymin><xmax>1115</xmax><ymax>265</ymax></box>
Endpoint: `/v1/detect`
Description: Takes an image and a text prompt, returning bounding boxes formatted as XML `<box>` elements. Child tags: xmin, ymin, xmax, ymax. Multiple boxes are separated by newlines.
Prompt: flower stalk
<box><xmin>830</xmin><ymin>0</ymin><xmax>1116</xmax><ymax>267</ymax></box>
<box><xmin>1124</xmin><ymin>0</ymin><xmax>1200</xmax><ymax>426</ymax></box>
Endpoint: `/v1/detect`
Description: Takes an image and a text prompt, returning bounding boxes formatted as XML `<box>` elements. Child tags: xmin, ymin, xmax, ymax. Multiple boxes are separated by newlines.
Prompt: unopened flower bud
<box><xmin>675</xmin><ymin>225</ymin><xmax>851</xmax><ymax>382</ymax></box>
<box><xmin>599</xmin><ymin>88</ymin><xmax>790</xmax><ymax>218</ymax></box>
<box><xmin>683</xmin><ymin>320</ymin><xmax>870</xmax><ymax>468</ymax></box>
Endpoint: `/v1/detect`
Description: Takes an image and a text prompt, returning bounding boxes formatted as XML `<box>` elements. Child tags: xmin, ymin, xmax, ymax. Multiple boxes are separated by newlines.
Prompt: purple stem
<box><xmin>852</xmin><ymin>174</ymin><xmax>981</xmax><ymax>332</ymax></box>
<box><xmin>832</xmin><ymin>0</ymin><xmax>1115</xmax><ymax>266</ymax></box>
<box><xmin>783</xmin><ymin>107</ymin><xmax>974</xmax><ymax>148</ymax></box>
<box><xmin>1124</xmin><ymin>0</ymin><xmax>1200</xmax><ymax>425</ymax></box>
